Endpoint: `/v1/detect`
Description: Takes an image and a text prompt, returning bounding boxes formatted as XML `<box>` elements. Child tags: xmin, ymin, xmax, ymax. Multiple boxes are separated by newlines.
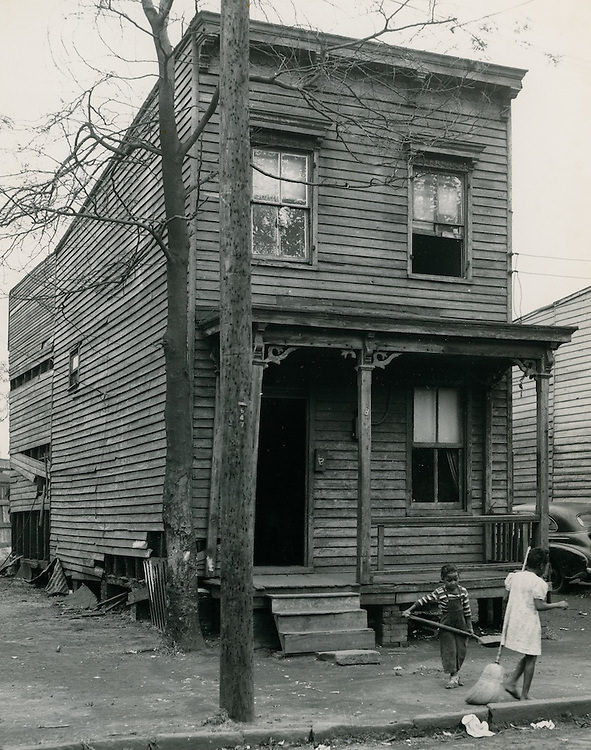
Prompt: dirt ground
<box><xmin>1</xmin><ymin>576</ymin><xmax>590</xmax><ymax>749</ymax></box>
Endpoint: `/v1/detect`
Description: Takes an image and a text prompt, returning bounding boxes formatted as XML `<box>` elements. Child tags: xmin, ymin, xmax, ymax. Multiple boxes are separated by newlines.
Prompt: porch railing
<box><xmin>374</xmin><ymin>514</ymin><xmax>539</xmax><ymax>572</ymax></box>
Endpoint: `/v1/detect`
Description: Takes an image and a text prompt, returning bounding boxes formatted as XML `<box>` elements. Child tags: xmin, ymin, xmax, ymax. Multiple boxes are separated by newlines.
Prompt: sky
<box><xmin>1</xmin><ymin>0</ymin><xmax>590</xmax><ymax>457</ymax></box>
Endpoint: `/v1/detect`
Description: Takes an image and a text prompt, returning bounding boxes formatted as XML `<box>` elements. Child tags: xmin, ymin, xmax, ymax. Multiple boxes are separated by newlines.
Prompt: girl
<box><xmin>403</xmin><ymin>563</ymin><xmax>473</xmax><ymax>688</ymax></box>
<box><xmin>502</xmin><ymin>546</ymin><xmax>568</xmax><ymax>700</ymax></box>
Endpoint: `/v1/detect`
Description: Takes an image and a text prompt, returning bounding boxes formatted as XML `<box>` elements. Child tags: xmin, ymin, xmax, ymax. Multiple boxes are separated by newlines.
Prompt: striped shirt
<box><xmin>415</xmin><ymin>585</ymin><xmax>472</xmax><ymax>619</ymax></box>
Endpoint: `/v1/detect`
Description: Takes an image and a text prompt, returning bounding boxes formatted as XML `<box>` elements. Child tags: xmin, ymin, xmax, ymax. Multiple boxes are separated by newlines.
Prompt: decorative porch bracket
<box><xmin>251</xmin><ymin>332</ymin><xmax>298</xmax><ymax>484</ymax></box>
<box><xmin>514</xmin><ymin>351</ymin><xmax>555</xmax><ymax>550</ymax></box>
<box><xmin>346</xmin><ymin>344</ymin><xmax>401</xmax><ymax>585</ymax></box>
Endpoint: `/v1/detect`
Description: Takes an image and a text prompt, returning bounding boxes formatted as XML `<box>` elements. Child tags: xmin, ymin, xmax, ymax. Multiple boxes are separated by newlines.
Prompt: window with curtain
<box><xmin>412</xmin><ymin>386</ymin><xmax>463</xmax><ymax>506</ymax></box>
<box><xmin>411</xmin><ymin>168</ymin><xmax>467</xmax><ymax>278</ymax></box>
<box><xmin>251</xmin><ymin>148</ymin><xmax>311</xmax><ymax>261</ymax></box>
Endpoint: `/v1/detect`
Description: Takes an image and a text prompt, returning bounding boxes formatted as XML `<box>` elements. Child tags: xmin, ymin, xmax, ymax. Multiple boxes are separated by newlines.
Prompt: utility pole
<box><xmin>218</xmin><ymin>0</ymin><xmax>255</xmax><ymax>722</ymax></box>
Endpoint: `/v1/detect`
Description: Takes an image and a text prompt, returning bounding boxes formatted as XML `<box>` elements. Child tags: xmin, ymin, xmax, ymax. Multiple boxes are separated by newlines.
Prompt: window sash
<box><xmin>69</xmin><ymin>346</ymin><xmax>80</xmax><ymax>388</ymax></box>
<box><xmin>412</xmin><ymin>387</ymin><xmax>463</xmax><ymax>506</ymax></box>
<box><xmin>252</xmin><ymin>148</ymin><xmax>310</xmax><ymax>260</ymax></box>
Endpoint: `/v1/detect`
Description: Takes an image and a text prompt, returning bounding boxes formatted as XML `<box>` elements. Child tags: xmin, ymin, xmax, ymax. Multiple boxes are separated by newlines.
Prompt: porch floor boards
<box><xmin>204</xmin><ymin>563</ymin><xmax>515</xmax><ymax>605</ymax></box>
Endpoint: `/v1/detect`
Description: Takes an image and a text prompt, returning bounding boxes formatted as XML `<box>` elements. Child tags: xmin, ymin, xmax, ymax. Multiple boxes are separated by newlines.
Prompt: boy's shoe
<box><xmin>445</xmin><ymin>675</ymin><xmax>460</xmax><ymax>689</ymax></box>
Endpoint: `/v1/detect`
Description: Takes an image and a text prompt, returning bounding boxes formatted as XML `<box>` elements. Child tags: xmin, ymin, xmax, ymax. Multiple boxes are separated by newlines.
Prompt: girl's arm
<box><xmin>534</xmin><ymin>598</ymin><xmax>568</xmax><ymax>611</ymax></box>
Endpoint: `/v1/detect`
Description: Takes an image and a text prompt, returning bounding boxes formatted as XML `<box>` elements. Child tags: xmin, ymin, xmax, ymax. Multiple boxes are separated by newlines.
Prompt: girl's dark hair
<box><xmin>527</xmin><ymin>547</ymin><xmax>549</xmax><ymax>571</ymax></box>
<box><xmin>440</xmin><ymin>563</ymin><xmax>458</xmax><ymax>579</ymax></box>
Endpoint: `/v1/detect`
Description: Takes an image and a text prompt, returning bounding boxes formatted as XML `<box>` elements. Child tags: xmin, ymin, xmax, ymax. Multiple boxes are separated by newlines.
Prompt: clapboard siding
<box><xmin>292</xmin><ymin>356</ymin><xmax>508</xmax><ymax>575</ymax></box>
<box><xmin>8</xmin><ymin>255</ymin><xmax>56</xmax><ymax>377</ymax></box>
<box><xmin>194</xmin><ymin>34</ymin><xmax>513</xmax><ymax>325</ymax></box>
<box><xmin>43</xmin><ymin>76</ymin><xmax>170</xmax><ymax>573</ymax></box>
<box><xmin>513</xmin><ymin>287</ymin><xmax>591</xmax><ymax>503</ymax></box>
<box><xmin>9</xmin><ymin>372</ymin><xmax>53</xmax><ymax>451</ymax></box>
<box><xmin>8</xmin><ymin>473</ymin><xmax>43</xmax><ymax>514</ymax></box>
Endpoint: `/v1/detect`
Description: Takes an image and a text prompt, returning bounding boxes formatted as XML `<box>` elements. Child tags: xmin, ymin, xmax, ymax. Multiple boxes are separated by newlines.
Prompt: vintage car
<box><xmin>513</xmin><ymin>502</ymin><xmax>591</xmax><ymax>592</ymax></box>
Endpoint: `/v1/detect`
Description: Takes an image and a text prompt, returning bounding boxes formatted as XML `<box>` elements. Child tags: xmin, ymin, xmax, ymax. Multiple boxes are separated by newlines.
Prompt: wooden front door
<box><xmin>254</xmin><ymin>396</ymin><xmax>307</xmax><ymax>566</ymax></box>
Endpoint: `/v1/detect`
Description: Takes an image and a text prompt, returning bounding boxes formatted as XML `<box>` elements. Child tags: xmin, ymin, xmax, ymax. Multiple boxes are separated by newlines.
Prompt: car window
<box><xmin>548</xmin><ymin>516</ymin><xmax>558</xmax><ymax>532</ymax></box>
<box><xmin>577</xmin><ymin>513</ymin><xmax>591</xmax><ymax>530</ymax></box>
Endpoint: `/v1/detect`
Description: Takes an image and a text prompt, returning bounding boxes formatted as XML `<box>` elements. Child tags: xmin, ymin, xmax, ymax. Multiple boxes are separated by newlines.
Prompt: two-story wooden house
<box><xmin>8</xmin><ymin>12</ymin><xmax>574</xmax><ymax>651</ymax></box>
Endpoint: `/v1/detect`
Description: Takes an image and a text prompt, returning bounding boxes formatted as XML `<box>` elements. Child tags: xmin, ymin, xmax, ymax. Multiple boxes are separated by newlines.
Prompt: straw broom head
<box><xmin>465</xmin><ymin>661</ymin><xmax>505</xmax><ymax>705</ymax></box>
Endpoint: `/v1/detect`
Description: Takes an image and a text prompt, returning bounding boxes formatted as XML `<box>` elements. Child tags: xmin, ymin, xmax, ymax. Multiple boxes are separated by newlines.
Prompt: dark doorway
<box><xmin>254</xmin><ymin>397</ymin><xmax>307</xmax><ymax>566</ymax></box>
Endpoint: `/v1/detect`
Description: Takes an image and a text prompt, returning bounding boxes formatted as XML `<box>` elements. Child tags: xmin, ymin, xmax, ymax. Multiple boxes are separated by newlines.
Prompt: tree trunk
<box><xmin>144</xmin><ymin>0</ymin><xmax>204</xmax><ymax>651</ymax></box>
<box><xmin>218</xmin><ymin>0</ymin><xmax>254</xmax><ymax>722</ymax></box>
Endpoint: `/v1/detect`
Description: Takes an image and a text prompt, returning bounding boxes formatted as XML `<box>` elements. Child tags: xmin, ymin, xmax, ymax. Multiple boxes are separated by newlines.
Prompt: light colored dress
<box><xmin>501</xmin><ymin>570</ymin><xmax>548</xmax><ymax>656</ymax></box>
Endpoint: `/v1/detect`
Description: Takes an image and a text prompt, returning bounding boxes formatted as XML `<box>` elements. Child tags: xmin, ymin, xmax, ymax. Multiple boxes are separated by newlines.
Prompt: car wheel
<box><xmin>550</xmin><ymin>565</ymin><xmax>567</xmax><ymax>594</ymax></box>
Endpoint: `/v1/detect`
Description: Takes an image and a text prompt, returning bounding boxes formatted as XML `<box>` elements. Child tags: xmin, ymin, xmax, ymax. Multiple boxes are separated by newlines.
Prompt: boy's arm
<box><xmin>402</xmin><ymin>591</ymin><xmax>433</xmax><ymax>618</ymax></box>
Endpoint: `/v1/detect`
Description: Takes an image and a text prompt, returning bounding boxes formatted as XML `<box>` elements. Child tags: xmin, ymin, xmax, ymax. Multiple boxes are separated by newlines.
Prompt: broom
<box><xmin>465</xmin><ymin>642</ymin><xmax>505</xmax><ymax>704</ymax></box>
<box><xmin>465</xmin><ymin>546</ymin><xmax>531</xmax><ymax>705</ymax></box>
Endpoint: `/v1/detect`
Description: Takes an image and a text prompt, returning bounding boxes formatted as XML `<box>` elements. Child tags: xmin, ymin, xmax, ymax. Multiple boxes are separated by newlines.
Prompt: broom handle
<box><xmin>407</xmin><ymin>614</ymin><xmax>480</xmax><ymax>641</ymax></box>
<box><xmin>493</xmin><ymin>546</ymin><xmax>528</xmax><ymax>665</ymax></box>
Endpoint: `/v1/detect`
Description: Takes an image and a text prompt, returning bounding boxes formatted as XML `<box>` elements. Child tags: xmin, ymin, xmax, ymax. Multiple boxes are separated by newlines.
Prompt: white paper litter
<box><xmin>530</xmin><ymin>720</ymin><xmax>555</xmax><ymax>730</ymax></box>
<box><xmin>462</xmin><ymin>713</ymin><xmax>495</xmax><ymax>737</ymax></box>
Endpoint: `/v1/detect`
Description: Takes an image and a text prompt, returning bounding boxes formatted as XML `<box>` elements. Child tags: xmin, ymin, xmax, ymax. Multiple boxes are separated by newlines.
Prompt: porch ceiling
<box><xmin>199</xmin><ymin>304</ymin><xmax>576</xmax><ymax>361</ymax></box>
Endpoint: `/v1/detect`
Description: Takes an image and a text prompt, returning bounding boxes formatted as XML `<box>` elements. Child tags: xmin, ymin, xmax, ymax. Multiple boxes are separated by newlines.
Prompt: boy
<box><xmin>403</xmin><ymin>563</ymin><xmax>473</xmax><ymax>688</ymax></box>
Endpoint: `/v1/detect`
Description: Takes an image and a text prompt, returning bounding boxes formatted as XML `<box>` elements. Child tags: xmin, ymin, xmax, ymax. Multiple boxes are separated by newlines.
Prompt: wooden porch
<box><xmin>202</xmin><ymin>514</ymin><xmax>537</xmax><ymax>650</ymax></box>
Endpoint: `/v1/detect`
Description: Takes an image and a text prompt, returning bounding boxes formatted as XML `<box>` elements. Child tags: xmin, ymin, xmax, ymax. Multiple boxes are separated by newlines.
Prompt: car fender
<box><xmin>550</xmin><ymin>543</ymin><xmax>591</xmax><ymax>579</ymax></box>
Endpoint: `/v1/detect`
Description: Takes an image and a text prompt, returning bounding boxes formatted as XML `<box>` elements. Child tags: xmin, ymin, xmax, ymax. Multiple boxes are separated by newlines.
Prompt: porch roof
<box><xmin>199</xmin><ymin>304</ymin><xmax>576</xmax><ymax>361</ymax></box>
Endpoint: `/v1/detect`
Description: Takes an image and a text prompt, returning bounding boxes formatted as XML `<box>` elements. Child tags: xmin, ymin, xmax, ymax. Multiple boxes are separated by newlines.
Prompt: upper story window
<box><xmin>411</xmin><ymin>386</ymin><xmax>463</xmax><ymax>509</ymax></box>
<box><xmin>411</xmin><ymin>168</ymin><xmax>466</xmax><ymax>278</ymax></box>
<box><xmin>69</xmin><ymin>344</ymin><xmax>80</xmax><ymax>389</ymax></box>
<box><xmin>251</xmin><ymin>148</ymin><xmax>311</xmax><ymax>261</ymax></box>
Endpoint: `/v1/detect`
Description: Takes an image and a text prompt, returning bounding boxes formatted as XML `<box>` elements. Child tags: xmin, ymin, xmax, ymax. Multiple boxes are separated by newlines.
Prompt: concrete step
<box><xmin>270</xmin><ymin>592</ymin><xmax>360</xmax><ymax>614</ymax></box>
<box><xmin>280</xmin><ymin>628</ymin><xmax>376</xmax><ymax>655</ymax></box>
<box><xmin>275</xmin><ymin>609</ymin><xmax>368</xmax><ymax>633</ymax></box>
<box><xmin>317</xmin><ymin>649</ymin><xmax>381</xmax><ymax>665</ymax></box>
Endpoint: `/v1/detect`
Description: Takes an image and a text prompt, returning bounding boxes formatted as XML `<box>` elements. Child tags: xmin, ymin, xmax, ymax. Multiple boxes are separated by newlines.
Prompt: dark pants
<box><xmin>440</xmin><ymin>599</ymin><xmax>468</xmax><ymax>674</ymax></box>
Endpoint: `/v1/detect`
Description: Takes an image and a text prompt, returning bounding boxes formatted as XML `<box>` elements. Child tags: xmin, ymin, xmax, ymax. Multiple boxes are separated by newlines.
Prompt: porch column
<box><xmin>535</xmin><ymin>353</ymin><xmax>552</xmax><ymax>548</ymax></box>
<box><xmin>356</xmin><ymin>349</ymin><xmax>373</xmax><ymax>585</ymax></box>
<box><xmin>483</xmin><ymin>387</ymin><xmax>493</xmax><ymax>513</ymax></box>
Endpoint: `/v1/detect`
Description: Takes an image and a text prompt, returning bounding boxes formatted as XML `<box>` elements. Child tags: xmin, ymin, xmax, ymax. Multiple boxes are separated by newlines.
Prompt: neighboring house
<box><xmin>0</xmin><ymin>458</ymin><xmax>10</xmax><ymax>551</ymax></box>
<box><xmin>8</xmin><ymin>12</ymin><xmax>574</xmax><ymax>648</ymax></box>
<box><xmin>513</xmin><ymin>287</ymin><xmax>589</xmax><ymax>505</ymax></box>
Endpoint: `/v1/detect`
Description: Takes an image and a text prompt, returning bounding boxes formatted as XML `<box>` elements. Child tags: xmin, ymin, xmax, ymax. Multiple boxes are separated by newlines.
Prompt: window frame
<box><xmin>250</xmin><ymin>131</ymin><xmax>319</xmax><ymax>268</ymax></box>
<box><xmin>68</xmin><ymin>343</ymin><xmax>81</xmax><ymax>390</ymax></box>
<box><xmin>407</xmin><ymin>155</ymin><xmax>474</xmax><ymax>281</ymax></box>
<box><xmin>408</xmin><ymin>385</ymin><xmax>466</xmax><ymax>513</ymax></box>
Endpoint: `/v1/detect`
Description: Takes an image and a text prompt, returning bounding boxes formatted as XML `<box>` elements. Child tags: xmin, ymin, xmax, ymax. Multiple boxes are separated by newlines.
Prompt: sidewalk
<box><xmin>1</xmin><ymin>577</ymin><xmax>590</xmax><ymax>750</ymax></box>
